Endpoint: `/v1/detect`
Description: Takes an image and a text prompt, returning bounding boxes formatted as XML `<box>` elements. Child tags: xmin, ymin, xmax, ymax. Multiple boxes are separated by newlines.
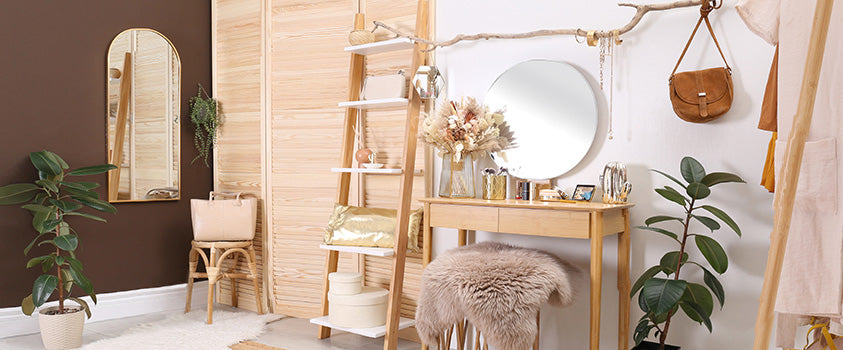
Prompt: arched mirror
<box><xmin>486</xmin><ymin>60</ymin><xmax>598</xmax><ymax>180</ymax></box>
<box><xmin>106</xmin><ymin>29</ymin><xmax>181</xmax><ymax>202</ymax></box>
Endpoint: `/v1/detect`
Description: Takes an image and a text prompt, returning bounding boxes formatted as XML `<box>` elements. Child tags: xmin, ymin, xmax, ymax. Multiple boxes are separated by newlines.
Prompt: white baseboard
<box><xmin>0</xmin><ymin>281</ymin><xmax>208</xmax><ymax>339</ymax></box>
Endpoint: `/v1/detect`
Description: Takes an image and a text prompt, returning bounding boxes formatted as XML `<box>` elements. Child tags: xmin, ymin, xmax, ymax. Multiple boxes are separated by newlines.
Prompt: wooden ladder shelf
<box><xmin>311</xmin><ymin>1</ymin><xmax>430</xmax><ymax>350</ymax></box>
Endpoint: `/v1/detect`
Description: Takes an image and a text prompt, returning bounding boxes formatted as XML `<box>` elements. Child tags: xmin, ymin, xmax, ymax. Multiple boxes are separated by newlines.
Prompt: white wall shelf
<box><xmin>319</xmin><ymin>244</ymin><xmax>394</xmax><ymax>257</ymax></box>
<box><xmin>344</xmin><ymin>38</ymin><xmax>414</xmax><ymax>55</ymax></box>
<box><xmin>309</xmin><ymin>316</ymin><xmax>415</xmax><ymax>338</ymax></box>
<box><xmin>330</xmin><ymin>167</ymin><xmax>422</xmax><ymax>175</ymax></box>
<box><xmin>338</xmin><ymin>98</ymin><xmax>409</xmax><ymax>110</ymax></box>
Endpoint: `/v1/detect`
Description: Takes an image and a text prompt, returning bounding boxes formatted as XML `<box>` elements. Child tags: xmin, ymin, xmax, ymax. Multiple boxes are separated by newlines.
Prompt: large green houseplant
<box><xmin>0</xmin><ymin>150</ymin><xmax>116</xmax><ymax>349</ymax></box>
<box><xmin>631</xmin><ymin>157</ymin><xmax>744</xmax><ymax>350</ymax></box>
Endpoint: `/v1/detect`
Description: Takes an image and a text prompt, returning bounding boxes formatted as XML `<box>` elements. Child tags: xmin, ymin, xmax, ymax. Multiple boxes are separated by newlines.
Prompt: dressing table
<box><xmin>420</xmin><ymin>197</ymin><xmax>634</xmax><ymax>350</ymax></box>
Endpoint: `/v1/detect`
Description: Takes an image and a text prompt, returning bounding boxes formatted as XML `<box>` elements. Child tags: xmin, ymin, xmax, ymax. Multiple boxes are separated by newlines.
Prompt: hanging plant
<box><xmin>189</xmin><ymin>84</ymin><xmax>220</xmax><ymax>167</ymax></box>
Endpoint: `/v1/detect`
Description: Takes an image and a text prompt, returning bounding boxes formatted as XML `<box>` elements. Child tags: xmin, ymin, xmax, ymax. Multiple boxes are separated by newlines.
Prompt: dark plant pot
<box><xmin>632</xmin><ymin>340</ymin><xmax>681</xmax><ymax>350</ymax></box>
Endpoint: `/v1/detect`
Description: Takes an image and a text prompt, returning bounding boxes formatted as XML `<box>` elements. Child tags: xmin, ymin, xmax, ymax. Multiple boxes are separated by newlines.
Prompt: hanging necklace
<box><xmin>597</xmin><ymin>32</ymin><xmax>620</xmax><ymax>140</ymax></box>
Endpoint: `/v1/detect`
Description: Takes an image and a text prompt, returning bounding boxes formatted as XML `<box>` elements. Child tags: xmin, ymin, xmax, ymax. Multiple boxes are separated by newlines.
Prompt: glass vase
<box><xmin>438</xmin><ymin>153</ymin><xmax>474</xmax><ymax>198</ymax></box>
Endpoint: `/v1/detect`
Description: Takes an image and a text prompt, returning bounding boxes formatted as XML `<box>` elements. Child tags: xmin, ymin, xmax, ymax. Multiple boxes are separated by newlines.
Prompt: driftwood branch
<box><xmin>373</xmin><ymin>0</ymin><xmax>703</xmax><ymax>50</ymax></box>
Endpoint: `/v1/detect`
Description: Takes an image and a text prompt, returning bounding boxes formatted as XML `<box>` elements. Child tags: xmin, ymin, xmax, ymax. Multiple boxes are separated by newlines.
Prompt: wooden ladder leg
<box><xmin>207</xmin><ymin>246</ymin><xmax>218</xmax><ymax>324</ymax></box>
<box><xmin>318</xmin><ymin>250</ymin><xmax>340</xmax><ymax>338</ymax></box>
<box><xmin>383</xmin><ymin>1</ymin><xmax>429</xmax><ymax>349</ymax></box>
<box><xmin>185</xmin><ymin>245</ymin><xmax>198</xmax><ymax>313</ymax></box>
<box><xmin>248</xmin><ymin>245</ymin><xmax>264</xmax><ymax>314</ymax></box>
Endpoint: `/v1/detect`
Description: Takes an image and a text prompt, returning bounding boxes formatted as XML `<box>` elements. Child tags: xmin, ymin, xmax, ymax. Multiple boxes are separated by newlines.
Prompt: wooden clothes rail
<box><xmin>753</xmin><ymin>0</ymin><xmax>836</xmax><ymax>348</ymax></box>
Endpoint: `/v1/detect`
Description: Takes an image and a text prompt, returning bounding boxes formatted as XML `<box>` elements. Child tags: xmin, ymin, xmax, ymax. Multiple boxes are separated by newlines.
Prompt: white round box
<box><xmin>329</xmin><ymin>272</ymin><xmax>363</xmax><ymax>295</ymax></box>
<box><xmin>328</xmin><ymin>286</ymin><xmax>389</xmax><ymax>328</ymax></box>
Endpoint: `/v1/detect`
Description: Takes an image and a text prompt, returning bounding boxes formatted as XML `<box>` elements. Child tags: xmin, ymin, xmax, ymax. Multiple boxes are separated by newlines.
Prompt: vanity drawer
<box><xmin>498</xmin><ymin>208</ymin><xmax>590</xmax><ymax>238</ymax></box>
<box><xmin>429</xmin><ymin>204</ymin><xmax>498</xmax><ymax>232</ymax></box>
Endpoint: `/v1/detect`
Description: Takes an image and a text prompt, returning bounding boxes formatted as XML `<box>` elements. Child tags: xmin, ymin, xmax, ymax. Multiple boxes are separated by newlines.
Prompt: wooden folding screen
<box><xmin>212</xmin><ymin>0</ymin><xmax>429</xmax><ymax>321</ymax></box>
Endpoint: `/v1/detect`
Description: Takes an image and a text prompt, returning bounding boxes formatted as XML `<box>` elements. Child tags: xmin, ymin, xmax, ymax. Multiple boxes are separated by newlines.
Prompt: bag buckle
<box><xmin>698</xmin><ymin>92</ymin><xmax>707</xmax><ymax>97</ymax></box>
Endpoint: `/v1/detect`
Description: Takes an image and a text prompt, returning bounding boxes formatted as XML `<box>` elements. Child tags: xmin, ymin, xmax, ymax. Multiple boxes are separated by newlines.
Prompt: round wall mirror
<box><xmin>486</xmin><ymin>60</ymin><xmax>598</xmax><ymax>180</ymax></box>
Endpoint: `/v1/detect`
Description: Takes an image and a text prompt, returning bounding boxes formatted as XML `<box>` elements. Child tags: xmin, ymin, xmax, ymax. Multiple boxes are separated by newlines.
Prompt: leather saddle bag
<box><xmin>669</xmin><ymin>1</ymin><xmax>733</xmax><ymax>123</ymax></box>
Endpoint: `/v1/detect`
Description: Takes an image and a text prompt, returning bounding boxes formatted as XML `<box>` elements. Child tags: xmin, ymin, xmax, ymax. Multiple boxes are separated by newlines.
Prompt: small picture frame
<box><xmin>572</xmin><ymin>184</ymin><xmax>596</xmax><ymax>201</ymax></box>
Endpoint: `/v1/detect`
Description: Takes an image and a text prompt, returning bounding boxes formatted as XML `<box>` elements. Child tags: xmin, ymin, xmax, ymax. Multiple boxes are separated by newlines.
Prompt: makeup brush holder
<box><xmin>482</xmin><ymin>175</ymin><xmax>507</xmax><ymax>200</ymax></box>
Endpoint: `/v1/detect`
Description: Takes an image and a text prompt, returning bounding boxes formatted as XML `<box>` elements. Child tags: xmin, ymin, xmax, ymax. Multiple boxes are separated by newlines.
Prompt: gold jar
<box><xmin>482</xmin><ymin>175</ymin><xmax>506</xmax><ymax>200</ymax></box>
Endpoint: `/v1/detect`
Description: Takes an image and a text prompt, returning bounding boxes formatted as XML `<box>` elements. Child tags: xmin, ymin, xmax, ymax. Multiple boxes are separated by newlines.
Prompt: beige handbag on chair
<box><xmin>190</xmin><ymin>192</ymin><xmax>257</xmax><ymax>241</ymax></box>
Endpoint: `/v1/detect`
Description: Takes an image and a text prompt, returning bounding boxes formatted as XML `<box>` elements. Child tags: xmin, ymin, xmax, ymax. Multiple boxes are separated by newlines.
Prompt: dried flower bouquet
<box><xmin>421</xmin><ymin>97</ymin><xmax>516</xmax><ymax>162</ymax></box>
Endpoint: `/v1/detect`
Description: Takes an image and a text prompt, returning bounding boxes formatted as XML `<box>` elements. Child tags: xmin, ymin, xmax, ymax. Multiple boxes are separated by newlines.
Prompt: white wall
<box><xmin>433</xmin><ymin>1</ymin><xmax>777</xmax><ymax>349</ymax></box>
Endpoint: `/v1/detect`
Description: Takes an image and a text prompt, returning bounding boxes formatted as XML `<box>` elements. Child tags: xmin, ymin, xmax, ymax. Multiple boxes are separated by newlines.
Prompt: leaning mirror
<box><xmin>486</xmin><ymin>60</ymin><xmax>598</xmax><ymax>180</ymax></box>
<box><xmin>106</xmin><ymin>29</ymin><xmax>181</xmax><ymax>202</ymax></box>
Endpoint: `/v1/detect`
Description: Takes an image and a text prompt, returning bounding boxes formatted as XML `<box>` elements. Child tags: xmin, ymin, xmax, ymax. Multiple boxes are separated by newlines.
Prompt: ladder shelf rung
<box><xmin>309</xmin><ymin>316</ymin><xmax>415</xmax><ymax>338</ymax></box>
<box><xmin>339</xmin><ymin>98</ymin><xmax>409</xmax><ymax>110</ymax></box>
<box><xmin>344</xmin><ymin>38</ymin><xmax>414</xmax><ymax>55</ymax></box>
<box><xmin>331</xmin><ymin>167</ymin><xmax>422</xmax><ymax>175</ymax></box>
<box><xmin>320</xmin><ymin>244</ymin><xmax>395</xmax><ymax>257</ymax></box>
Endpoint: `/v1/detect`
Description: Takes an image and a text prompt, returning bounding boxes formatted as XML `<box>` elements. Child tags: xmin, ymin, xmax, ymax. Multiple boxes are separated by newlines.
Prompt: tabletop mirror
<box><xmin>106</xmin><ymin>29</ymin><xmax>181</xmax><ymax>202</ymax></box>
<box><xmin>486</xmin><ymin>59</ymin><xmax>598</xmax><ymax>180</ymax></box>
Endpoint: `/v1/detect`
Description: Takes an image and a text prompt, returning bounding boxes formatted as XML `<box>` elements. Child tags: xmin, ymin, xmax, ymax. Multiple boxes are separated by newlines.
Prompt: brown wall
<box><xmin>0</xmin><ymin>1</ymin><xmax>212</xmax><ymax>307</ymax></box>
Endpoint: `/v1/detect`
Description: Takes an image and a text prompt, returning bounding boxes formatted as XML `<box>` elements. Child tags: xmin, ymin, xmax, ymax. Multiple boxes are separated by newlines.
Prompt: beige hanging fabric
<box><xmin>738</xmin><ymin>0</ymin><xmax>843</xmax><ymax>348</ymax></box>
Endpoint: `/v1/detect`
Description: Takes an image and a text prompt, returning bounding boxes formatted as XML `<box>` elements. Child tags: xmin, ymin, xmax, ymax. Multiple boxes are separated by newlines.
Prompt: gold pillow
<box><xmin>324</xmin><ymin>203</ymin><xmax>422</xmax><ymax>252</ymax></box>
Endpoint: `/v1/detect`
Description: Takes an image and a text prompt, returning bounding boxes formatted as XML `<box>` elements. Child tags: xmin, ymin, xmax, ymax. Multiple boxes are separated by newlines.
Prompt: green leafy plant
<box><xmin>189</xmin><ymin>84</ymin><xmax>220</xmax><ymax>167</ymax></box>
<box><xmin>0</xmin><ymin>150</ymin><xmax>117</xmax><ymax>318</ymax></box>
<box><xmin>631</xmin><ymin>156</ymin><xmax>744</xmax><ymax>349</ymax></box>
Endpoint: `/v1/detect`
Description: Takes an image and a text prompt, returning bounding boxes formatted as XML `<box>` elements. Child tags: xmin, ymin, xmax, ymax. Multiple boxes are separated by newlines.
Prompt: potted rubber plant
<box><xmin>0</xmin><ymin>150</ymin><xmax>116</xmax><ymax>350</ymax></box>
<box><xmin>630</xmin><ymin>157</ymin><xmax>744</xmax><ymax>350</ymax></box>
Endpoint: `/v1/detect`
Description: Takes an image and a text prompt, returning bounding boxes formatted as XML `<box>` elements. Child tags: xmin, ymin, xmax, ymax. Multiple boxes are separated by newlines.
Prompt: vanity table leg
<box><xmin>458</xmin><ymin>229</ymin><xmax>467</xmax><ymax>247</ymax></box>
<box><xmin>589</xmin><ymin>212</ymin><xmax>604</xmax><ymax>350</ymax></box>
<box><xmin>618</xmin><ymin>209</ymin><xmax>631</xmax><ymax>350</ymax></box>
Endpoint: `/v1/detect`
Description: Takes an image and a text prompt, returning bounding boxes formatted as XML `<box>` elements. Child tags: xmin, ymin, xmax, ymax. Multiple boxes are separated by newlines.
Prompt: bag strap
<box><xmin>670</xmin><ymin>0</ymin><xmax>731</xmax><ymax>79</ymax></box>
<box><xmin>208</xmin><ymin>191</ymin><xmax>243</xmax><ymax>203</ymax></box>
<box><xmin>804</xmin><ymin>318</ymin><xmax>839</xmax><ymax>350</ymax></box>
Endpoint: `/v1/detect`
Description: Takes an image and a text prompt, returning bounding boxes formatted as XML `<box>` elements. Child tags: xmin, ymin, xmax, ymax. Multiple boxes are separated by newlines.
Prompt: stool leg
<box><xmin>456</xmin><ymin>320</ymin><xmax>467</xmax><ymax>350</ymax></box>
<box><xmin>185</xmin><ymin>247</ymin><xmax>199</xmax><ymax>313</ymax></box>
<box><xmin>533</xmin><ymin>311</ymin><xmax>540</xmax><ymax>350</ymax></box>
<box><xmin>248</xmin><ymin>245</ymin><xmax>264</xmax><ymax>314</ymax></box>
<box><xmin>227</xmin><ymin>249</ymin><xmax>239</xmax><ymax>308</ymax></box>
<box><xmin>207</xmin><ymin>246</ymin><xmax>218</xmax><ymax>324</ymax></box>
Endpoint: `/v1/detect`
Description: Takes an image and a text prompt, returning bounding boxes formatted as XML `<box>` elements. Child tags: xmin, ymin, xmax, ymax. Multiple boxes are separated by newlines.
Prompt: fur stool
<box><xmin>417</xmin><ymin>242</ymin><xmax>581</xmax><ymax>350</ymax></box>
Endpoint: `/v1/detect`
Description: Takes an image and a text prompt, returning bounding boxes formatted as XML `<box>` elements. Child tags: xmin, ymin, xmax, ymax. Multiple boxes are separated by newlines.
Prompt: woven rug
<box><xmin>83</xmin><ymin>310</ymin><xmax>282</xmax><ymax>350</ymax></box>
<box><xmin>230</xmin><ymin>341</ymin><xmax>286</xmax><ymax>350</ymax></box>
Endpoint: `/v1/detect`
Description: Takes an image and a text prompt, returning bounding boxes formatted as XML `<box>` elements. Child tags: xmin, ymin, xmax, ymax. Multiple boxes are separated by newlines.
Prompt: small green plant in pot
<box><xmin>0</xmin><ymin>150</ymin><xmax>116</xmax><ymax>350</ymax></box>
<box><xmin>630</xmin><ymin>157</ymin><xmax>744</xmax><ymax>350</ymax></box>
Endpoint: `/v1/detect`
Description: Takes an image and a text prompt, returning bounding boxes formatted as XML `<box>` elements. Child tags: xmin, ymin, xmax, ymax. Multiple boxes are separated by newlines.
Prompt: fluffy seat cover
<box><xmin>416</xmin><ymin>242</ymin><xmax>581</xmax><ymax>350</ymax></box>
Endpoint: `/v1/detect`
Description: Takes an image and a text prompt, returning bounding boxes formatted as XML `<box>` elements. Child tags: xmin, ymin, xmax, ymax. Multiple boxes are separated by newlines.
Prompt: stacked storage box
<box><xmin>327</xmin><ymin>272</ymin><xmax>389</xmax><ymax>328</ymax></box>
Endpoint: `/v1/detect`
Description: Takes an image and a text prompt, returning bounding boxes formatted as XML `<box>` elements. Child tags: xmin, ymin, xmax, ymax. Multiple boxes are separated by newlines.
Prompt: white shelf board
<box><xmin>331</xmin><ymin>167</ymin><xmax>422</xmax><ymax>175</ymax></box>
<box><xmin>338</xmin><ymin>98</ymin><xmax>409</xmax><ymax>110</ymax></box>
<box><xmin>320</xmin><ymin>244</ymin><xmax>394</xmax><ymax>257</ymax></box>
<box><xmin>309</xmin><ymin>316</ymin><xmax>415</xmax><ymax>338</ymax></box>
<box><xmin>344</xmin><ymin>38</ymin><xmax>414</xmax><ymax>55</ymax></box>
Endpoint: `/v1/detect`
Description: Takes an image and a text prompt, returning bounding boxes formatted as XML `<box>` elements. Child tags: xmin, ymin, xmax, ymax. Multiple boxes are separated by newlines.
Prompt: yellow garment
<box><xmin>761</xmin><ymin>132</ymin><xmax>777</xmax><ymax>193</ymax></box>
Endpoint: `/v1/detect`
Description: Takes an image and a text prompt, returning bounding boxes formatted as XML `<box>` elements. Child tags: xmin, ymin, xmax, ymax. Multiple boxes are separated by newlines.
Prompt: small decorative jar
<box><xmin>482</xmin><ymin>175</ymin><xmax>506</xmax><ymax>200</ymax></box>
